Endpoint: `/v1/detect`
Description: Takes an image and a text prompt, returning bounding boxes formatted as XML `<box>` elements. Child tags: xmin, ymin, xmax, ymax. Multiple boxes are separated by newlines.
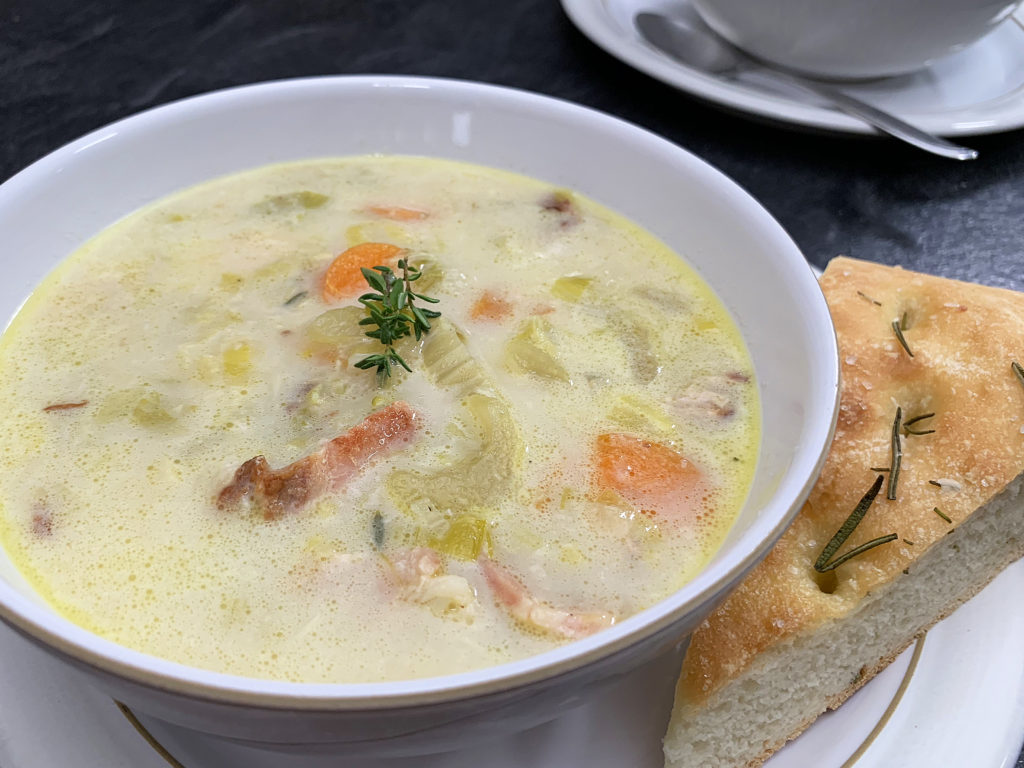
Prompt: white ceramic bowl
<box><xmin>693</xmin><ymin>0</ymin><xmax>1023</xmax><ymax>80</ymax></box>
<box><xmin>0</xmin><ymin>77</ymin><xmax>838</xmax><ymax>757</ymax></box>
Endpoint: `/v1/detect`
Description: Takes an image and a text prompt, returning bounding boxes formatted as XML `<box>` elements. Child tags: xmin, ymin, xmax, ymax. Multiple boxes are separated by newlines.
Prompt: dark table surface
<box><xmin>2</xmin><ymin>1</ymin><xmax>1022</xmax><ymax>766</ymax></box>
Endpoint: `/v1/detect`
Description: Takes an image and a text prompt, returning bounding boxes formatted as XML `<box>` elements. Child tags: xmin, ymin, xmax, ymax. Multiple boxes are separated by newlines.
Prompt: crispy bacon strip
<box><xmin>480</xmin><ymin>558</ymin><xmax>614</xmax><ymax>640</ymax></box>
<box><xmin>217</xmin><ymin>401</ymin><xmax>418</xmax><ymax>519</ymax></box>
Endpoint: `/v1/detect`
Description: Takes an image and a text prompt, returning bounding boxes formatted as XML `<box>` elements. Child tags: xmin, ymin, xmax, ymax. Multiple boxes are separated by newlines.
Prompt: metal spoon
<box><xmin>635</xmin><ymin>10</ymin><xmax>979</xmax><ymax>160</ymax></box>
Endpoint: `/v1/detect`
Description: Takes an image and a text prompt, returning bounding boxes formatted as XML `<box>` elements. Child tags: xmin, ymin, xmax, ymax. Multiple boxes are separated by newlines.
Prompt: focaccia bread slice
<box><xmin>664</xmin><ymin>256</ymin><xmax>1024</xmax><ymax>768</ymax></box>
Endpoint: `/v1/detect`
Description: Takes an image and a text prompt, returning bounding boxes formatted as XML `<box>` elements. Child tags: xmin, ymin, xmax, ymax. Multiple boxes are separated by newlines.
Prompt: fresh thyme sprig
<box><xmin>814</xmin><ymin>475</ymin><xmax>898</xmax><ymax>572</ymax></box>
<box><xmin>354</xmin><ymin>259</ymin><xmax>441</xmax><ymax>385</ymax></box>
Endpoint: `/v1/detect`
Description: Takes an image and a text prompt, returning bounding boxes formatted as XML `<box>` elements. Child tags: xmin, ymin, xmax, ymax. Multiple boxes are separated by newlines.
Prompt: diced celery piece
<box><xmin>253</xmin><ymin>258</ymin><xmax>296</xmax><ymax>281</ymax></box>
<box><xmin>504</xmin><ymin>317</ymin><xmax>570</xmax><ymax>382</ymax></box>
<box><xmin>97</xmin><ymin>388</ymin><xmax>177</xmax><ymax>428</ymax></box>
<box><xmin>551</xmin><ymin>275</ymin><xmax>592</xmax><ymax>302</ymax></box>
<box><xmin>345</xmin><ymin>221</ymin><xmax>411</xmax><ymax>247</ymax></box>
<box><xmin>305</xmin><ymin>307</ymin><xmax>365</xmax><ymax>345</ymax></box>
<box><xmin>304</xmin><ymin>307</ymin><xmax>379</xmax><ymax>363</ymax></box>
<box><xmin>222</xmin><ymin>342</ymin><xmax>253</xmax><ymax>379</ymax></box>
<box><xmin>388</xmin><ymin>393</ymin><xmax>520</xmax><ymax>514</ymax></box>
<box><xmin>434</xmin><ymin>515</ymin><xmax>490</xmax><ymax>561</ymax></box>
<box><xmin>608</xmin><ymin>394</ymin><xmax>676</xmax><ymax>434</ymax></box>
<box><xmin>294</xmin><ymin>191</ymin><xmax>329</xmax><ymax>209</ymax></box>
<box><xmin>419</xmin><ymin>318</ymin><xmax>488</xmax><ymax>393</ymax></box>
<box><xmin>132</xmin><ymin>393</ymin><xmax>175</xmax><ymax>427</ymax></box>
<box><xmin>559</xmin><ymin>544</ymin><xmax>587</xmax><ymax>565</ymax></box>
<box><xmin>388</xmin><ymin>320</ymin><xmax>523</xmax><ymax>516</ymax></box>
<box><xmin>406</xmin><ymin>255</ymin><xmax>444</xmax><ymax>294</ymax></box>
<box><xmin>256</xmin><ymin>191</ymin><xmax>329</xmax><ymax>213</ymax></box>
<box><xmin>619</xmin><ymin>319</ymin><xmax>660</xmax><ymax>383</ymax></box>
<box><xmin>219</xmin><ymin>273</ymin><xmax>244</xmax><ymax>293</ymax></box>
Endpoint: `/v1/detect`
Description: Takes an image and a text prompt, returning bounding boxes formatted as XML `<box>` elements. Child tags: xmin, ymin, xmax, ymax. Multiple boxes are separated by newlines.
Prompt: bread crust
<box><xmin>669</xmin><ymin>257</ymin><xmax>1024</xmax><ymax>765</ymax></box>
<box><xmin>729</xmin><ymin>537</ymin><xmax>1024</xmax><ymax>768</ymax></box>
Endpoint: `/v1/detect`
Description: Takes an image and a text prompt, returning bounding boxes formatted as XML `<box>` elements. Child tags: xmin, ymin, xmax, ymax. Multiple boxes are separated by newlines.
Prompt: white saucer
<box><xmin>562</xmin><ymin>0</ymin><xmax>1024</xmax><ymax>136</ymax></box>
<box><xmin>2</xmin><ymin>559</ymin><xmax>1023</xmax><ymax>767</ymax></box>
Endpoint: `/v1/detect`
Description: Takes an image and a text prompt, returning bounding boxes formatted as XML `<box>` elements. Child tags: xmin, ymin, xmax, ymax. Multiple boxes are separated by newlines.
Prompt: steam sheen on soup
<box><xmin>0</xmin><ymin>157</ymin><xmax>758</xmax><ymax>682</ymax></box>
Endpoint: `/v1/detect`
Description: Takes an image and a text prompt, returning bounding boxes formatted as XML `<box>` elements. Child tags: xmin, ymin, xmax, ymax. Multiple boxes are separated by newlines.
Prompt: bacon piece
<box><xmin>540</xmin><ymin>191</ymin><xmax>582</xmax><ymax>228</ymax></box>
<box><xmin>43</xmin><ymin>400</ymin><xmax>88</xmax><ymax>412</ymax></box>
<box><xmin>480</xmin><ymin>558</ymin><xmax>614</xmax><ymax>640</ymax></box>
<box><xmin>390</xmin><ymin>546</ymin><xmax>443</xmax><ymax>585</ymax></box>
<box><xmin>364</xmin><ymin>205</ymin><xmax>429</xmax><ymax>221</ymax></box>
<box><xmin>217</xmin><ymin>401</ymin><xmax>418</xmax><ymax>519</ymax></box>
<box><xmin>31</xmin><ymin>503</ymin><xmax>53</xmax><ymax>537</ymax></box>
<box><xmin>381</xmin><ymin>547</ymin><xmax>477</xmax><ymax>619</ymax></box>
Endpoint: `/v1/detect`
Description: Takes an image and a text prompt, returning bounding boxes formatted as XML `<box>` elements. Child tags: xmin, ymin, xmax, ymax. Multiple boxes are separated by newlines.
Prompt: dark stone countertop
<box><xmin>1</xmin><ymin>1</ymin><xmax>1022</xmax><ymax>766</ymax></box>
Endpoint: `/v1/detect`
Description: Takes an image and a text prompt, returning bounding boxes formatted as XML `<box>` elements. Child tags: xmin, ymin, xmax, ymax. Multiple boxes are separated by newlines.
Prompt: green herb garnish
<box><xmin>815</xmin><ymin>475</ymin><xmax>898</xmax><ymax>572</ymax></box>
<box><xmin>372</xmin><ymin>511</ymin><xmax>385</xmax><ymax>549</ymax></box>
<box><xmin>903</xmin><ymin>412</ymin><xmax>936</xmax><ymax>436</ymax></box>
<box><xmin>892</xmin><ymin>320</ymin><xmax>914</xmax><ymax>358</ymax></box>
<box><xmin>933</xmin><ymin>507</ymin><xmax>952</xmax><ymax>524</ymax></box>
<box><xmin>869</xmin><ymin>467</ymin><xmax>891</xmax><ymax>472</ymax></box>
<box><xmin>1013</xmin><ymin>361</ymin><xmax>1024</xmax><ymax>391</ymax></box>
<box><xmin>284</xmin><ymin>290</ymin><xmax>308</xmax><ymax>307</ymax></box>
<box><xmin>857</xmin><ymin>291</ymin><xmax>882</xmax><ymax>306</ymax></box>
<box><xmin>354</xmin><ymin>259</ymin><xmax>441</xmax><ymax>384</ymax></box>
<box><xmin>887</xmin><ymin>407</ymin><xmax>903</xmax><ymax>500</ymax></box>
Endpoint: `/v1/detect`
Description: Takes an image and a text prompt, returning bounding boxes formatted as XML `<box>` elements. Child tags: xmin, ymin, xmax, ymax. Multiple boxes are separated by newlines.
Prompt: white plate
<box><xmin>3</xmin><ymin>559</ymin><xmax>1023</xmax><ymax>767</ymax></box>
<box><xmin>562</xmin><ymin>0</ymin><xmax>1024</xmax><ymax>136</ymax></box>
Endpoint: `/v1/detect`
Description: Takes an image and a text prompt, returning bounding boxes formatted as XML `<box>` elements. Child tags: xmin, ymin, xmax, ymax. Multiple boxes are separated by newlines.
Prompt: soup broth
<box><xmin>0</xmin><ymin>157</ymin><xmax>758</xmax><ymax>682</ymax></box>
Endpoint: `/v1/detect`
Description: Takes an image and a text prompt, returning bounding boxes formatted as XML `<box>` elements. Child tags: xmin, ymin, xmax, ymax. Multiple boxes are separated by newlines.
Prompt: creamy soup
<box><xmin>0</xmin><ymin>157</ymin><xmax>758</xmax><ymax>682</ymax></box>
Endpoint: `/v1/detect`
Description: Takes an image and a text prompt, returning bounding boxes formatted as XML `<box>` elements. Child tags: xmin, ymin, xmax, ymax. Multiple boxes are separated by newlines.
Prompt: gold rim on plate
<box><xmin>115</xmin><ymin>634</ymin><xmax>928</xmax><ymax>768</ymax></box>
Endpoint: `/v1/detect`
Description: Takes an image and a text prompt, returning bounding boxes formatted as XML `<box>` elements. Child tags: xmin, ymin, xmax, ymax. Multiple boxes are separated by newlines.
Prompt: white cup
<box><xmin>691</xmin><ymin>0</ymin><xmax>1023</xmax><ymax>79</ymax></box>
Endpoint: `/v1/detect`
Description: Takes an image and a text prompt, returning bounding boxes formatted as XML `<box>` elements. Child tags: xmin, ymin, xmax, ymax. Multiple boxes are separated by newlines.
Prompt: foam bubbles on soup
<box><xmin>0</xmin><ymin>157</ymin><xmax>758</xmax><ymax>682</ymax></box>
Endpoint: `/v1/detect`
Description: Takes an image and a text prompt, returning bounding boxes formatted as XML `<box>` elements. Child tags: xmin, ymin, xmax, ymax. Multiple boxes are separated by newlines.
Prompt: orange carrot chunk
<box><xmin>593</xmin><ymin>433</ymin><xmax>706</xmax><ymax>522</ymax></box>
<box><xmin>364</xmin><ymin>205</ymin><xmax>429</xmax><ymax>221</ymax></box>
<box><xmin>470</xmin><ymin>290</ymin><xmax>514</xmax><ymax>322</ymax></box>
<box><xmin>322</xmin><ymin>242</ymin><xmax>404</xmax><ymax>302</ymax></box>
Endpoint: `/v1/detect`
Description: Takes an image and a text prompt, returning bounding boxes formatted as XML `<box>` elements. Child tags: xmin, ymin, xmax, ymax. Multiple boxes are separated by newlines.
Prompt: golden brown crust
<box><xmin>679</xmin><ymin>256</ymin><xmax>1024</xmax><ymax>702</ymax></box>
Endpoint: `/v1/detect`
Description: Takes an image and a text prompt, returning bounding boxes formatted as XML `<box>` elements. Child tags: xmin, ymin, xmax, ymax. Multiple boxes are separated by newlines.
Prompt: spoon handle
<box><xmin>771</xmin><ymin>74</ymin><xmax>979</xmax><ymax>160</ymax></box>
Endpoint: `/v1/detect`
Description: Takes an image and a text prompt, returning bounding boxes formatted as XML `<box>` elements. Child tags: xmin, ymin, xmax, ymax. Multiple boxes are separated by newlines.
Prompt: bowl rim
<box><xmin>0</xmin><ymin>74</ymin><xmax>839</xmax><ymax>710</ymax></box>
